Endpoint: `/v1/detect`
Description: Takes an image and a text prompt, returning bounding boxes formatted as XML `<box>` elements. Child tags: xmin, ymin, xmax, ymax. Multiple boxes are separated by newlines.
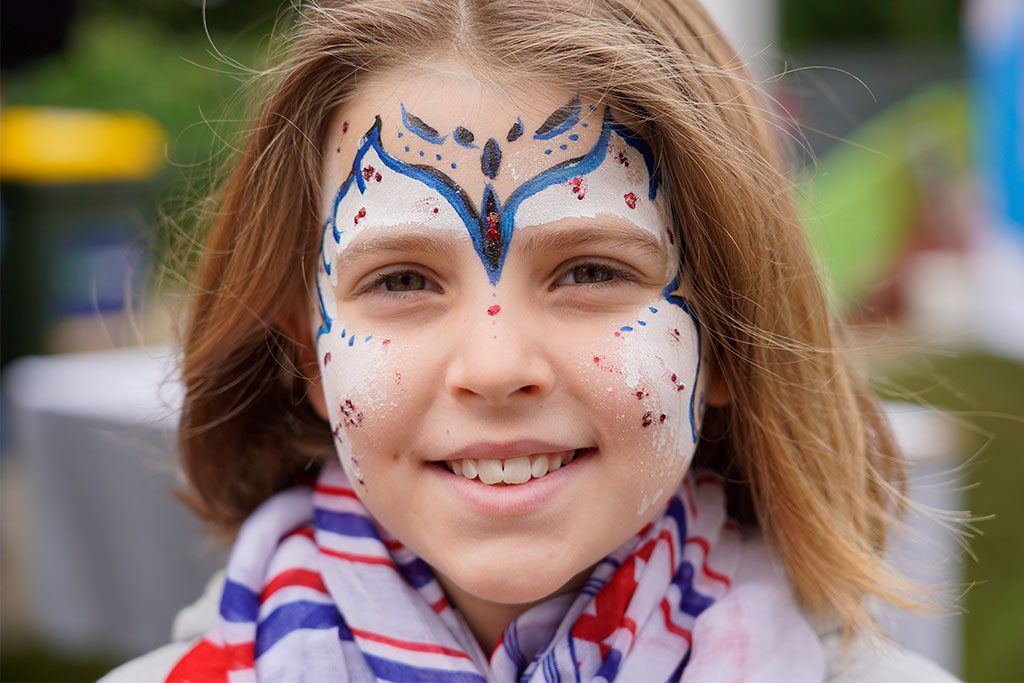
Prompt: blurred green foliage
<box><xmin>882</xmin><ymin>353</ymin><xmax>1024</xmax><ymax>682</ymax></box>
<box><xmin>2</xmin><ymin>1</ymin><xmax>285</xmax><ymax>264</ymax></box>
<box><xmin>782</xmin><ymin>0</ymin><xmax>961</xmax><ymax>47</ymax></box>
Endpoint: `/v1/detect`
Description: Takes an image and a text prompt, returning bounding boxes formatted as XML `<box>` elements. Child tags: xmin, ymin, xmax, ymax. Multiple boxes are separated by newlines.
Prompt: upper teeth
<box><xmin>446</xmin><ymin>451</ymin><xmax>577</xmax><ymax>485</ymax></box>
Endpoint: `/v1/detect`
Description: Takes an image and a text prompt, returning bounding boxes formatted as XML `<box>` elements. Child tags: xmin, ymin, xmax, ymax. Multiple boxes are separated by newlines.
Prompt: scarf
<box><xmin>166</xmin><ymin>461</ymin><xmax>824</xmax><ymax>682</ymax></box>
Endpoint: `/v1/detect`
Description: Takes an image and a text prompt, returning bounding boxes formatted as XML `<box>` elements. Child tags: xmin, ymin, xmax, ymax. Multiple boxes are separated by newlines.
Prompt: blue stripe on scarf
<box><xmin>663</xmin><ymin>495</ymin><xmax>717</xmax><ymax>617</ymax></box>
<box><xmin>314</xmin><ymin>505</ymin><xmax>436</xmax><ymax>589</ymax></box>
<box><xmin>595</xmin><ymin>648</ymin><xmax>623</xmax><ymax>681</ymax></box>
<box><xmin>507</xmin><ymin>621</ymin><xmax>525</xmax><ymax>669</ymax></box>
<box><xmin>543</xmin><ymin>651</ymin><xmax>559</xmax><ymax>683</ymax></box>
<box><xmin>220</xmin><ymin>579</ymin><xmax>259</xmax><ymax>622</ymax></box>
<box><xmin>567</xmin><ymin>631</ymin><xmax>581</xmax><ymax>683</ymax></box>
<box><xmin>255</xmin><ymin>601</ymin><xmax>350</xmax><ymax>658</ymax></box>
<box><xmin>673</xmin><ymin>561</ymin><xmax>715</xmax><ymax>617</ymax></box>
<box><xmin>663</xmin><ymin>497</ymin><xmax>688</xmax><ymax>539</ymax></box>
<box><xmin>314</xmin><ymin>509</ymin><xmax>379</xmax><ymax>538</ymax></box>
<box><xmin>363</xmin><ymin>652</ymin><xmax>487</xmax><ymax>682</ymax></box>
<box><xmin>395</xmin><ymin>555</ymin><xmax>435</xmax><ymax>589</ymax></box>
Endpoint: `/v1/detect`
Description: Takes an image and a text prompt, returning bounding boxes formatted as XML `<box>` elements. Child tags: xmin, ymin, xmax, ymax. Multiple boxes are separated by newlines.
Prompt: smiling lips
<box><xmin>443</xmin><ymin>450</ymin><xmax>581</xmax><ymax>485</ymax></box>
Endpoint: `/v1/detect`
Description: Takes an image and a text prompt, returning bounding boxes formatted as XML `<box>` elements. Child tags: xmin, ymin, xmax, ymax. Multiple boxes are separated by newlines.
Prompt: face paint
<box><xmin>313</xmin><ymin>71</ymin><xmax>705</xmax><ymax>613</ymax></box>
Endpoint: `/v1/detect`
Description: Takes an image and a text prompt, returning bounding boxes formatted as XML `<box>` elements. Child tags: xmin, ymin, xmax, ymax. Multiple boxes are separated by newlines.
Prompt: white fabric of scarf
<box><xmin>165</xmin><ymin>460</ymin><xmax>825</xmax><ymax>682</ymax></box>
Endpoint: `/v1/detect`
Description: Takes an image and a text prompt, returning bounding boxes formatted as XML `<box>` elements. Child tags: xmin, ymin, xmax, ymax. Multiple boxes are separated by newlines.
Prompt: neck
<box><xmin>435</xmin><ymin>567</ymin><xmax>593</xmax><ymax>655</ymax></box>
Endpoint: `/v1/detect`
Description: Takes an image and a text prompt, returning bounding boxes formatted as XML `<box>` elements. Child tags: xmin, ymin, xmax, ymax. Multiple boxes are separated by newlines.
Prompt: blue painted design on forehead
<box><xmin>400</xmin><ymin>103</ymin><xmax>447</xmax><ymax>145</ymax></box>
<box><xmin>532</xmin><ymin>95</ymin><xmax>581</xmax><ymax>140</ymax></box>
<box><xmin>321</xmin><ymin>107</ymin><xmax>660</xmax><ymax>287</ymax></box>
<box><xmin>608</xmin><ymin>119</ymin><xmax>661</xmax><ymax>200</ymax></box>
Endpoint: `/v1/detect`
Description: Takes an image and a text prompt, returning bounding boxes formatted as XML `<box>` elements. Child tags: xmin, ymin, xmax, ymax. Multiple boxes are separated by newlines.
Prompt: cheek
<box><xmin>588</xmin><ymin>297</ymin><xmax>703</xmax><ymax>466</ymax></box>
<box><xmin>315</xmin><ymin>315</ymin><xmax>404</xmax><ymax>486</ymax></box>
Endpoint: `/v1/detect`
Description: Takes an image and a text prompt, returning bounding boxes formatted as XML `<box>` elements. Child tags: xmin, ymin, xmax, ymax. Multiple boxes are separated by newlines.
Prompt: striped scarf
<box><xmin>165</xmin><ymin>460</ymin><xmax>817</xmax><ymax>682</ymax></box>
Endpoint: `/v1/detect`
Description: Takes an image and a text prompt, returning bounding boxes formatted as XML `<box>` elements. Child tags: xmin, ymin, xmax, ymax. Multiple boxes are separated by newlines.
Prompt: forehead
<box><xmin>319</xmin><ymin>64</ymin><xmax>671</xmax><ymax>283</ymax></box>
<box><xmin>324</xmin><ymin>67</ymin><xmax>611</xmax><ymax>202</ymax></box>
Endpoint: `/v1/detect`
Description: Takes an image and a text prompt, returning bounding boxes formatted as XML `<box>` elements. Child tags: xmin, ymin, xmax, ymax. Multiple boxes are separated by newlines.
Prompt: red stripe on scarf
<box><xmin>350</xmin><ymin>627</ymin><xmax>473</xmax><ymax>659</ymax></box>
<box><xmin>315</xmin><ymin>484</ymin><xmax>359</xmax><ymax>499</ymax></box>
<box><xmin>321</xmin><ymin>546</ymin><xmax>396</xmax><ymax>567</ymax></box>
<box><xmin>683</xmin><ymin>536</ymin><xmax>732</xmax><ymax>588</ymax></box>
<box><xmin>165</xmin><ymin>638</ymin><xmax>255</xmax><ymax>682</ymax></box>
<box><xmin>260</xmin><ymin>568</ymin><xmax>328</xmax><ymax>603</ymax></box>
<box><xmin>658</xmin><ymin>599</ymin><xmax>693</xmax><ymax>644</ymax></box>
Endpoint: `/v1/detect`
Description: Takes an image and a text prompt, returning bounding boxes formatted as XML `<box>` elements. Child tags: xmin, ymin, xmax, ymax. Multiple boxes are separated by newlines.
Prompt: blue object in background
<box><xmin>969</xmin><ymin>0</ymin><xmax>1024</xmax><ymax>242</ymax></box>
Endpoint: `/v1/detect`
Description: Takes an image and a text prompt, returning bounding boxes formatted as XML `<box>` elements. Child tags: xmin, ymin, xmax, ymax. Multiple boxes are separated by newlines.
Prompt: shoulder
<box><xmin>98</xmin><ymin>641</ymin><xmax>196</xmax><ymax>683</ymax></box>
<box><xmin>821</xmin><ymin>629</ymin><xmax>962</xmax><ymax>683</ymax></box>
<box><xmin>98</xmin><ymin>571</ymin><xmax>225</xmax><ymax>683</ymax></box>
<box><xmin>729</xmin><ymin>531</ymin><xmax>960</xmax><ymax>683</ymax></box>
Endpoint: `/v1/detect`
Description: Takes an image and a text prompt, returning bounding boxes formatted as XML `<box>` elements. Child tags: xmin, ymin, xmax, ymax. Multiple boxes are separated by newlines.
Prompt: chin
<box><xmin>439</xmin><ymin>545</ymin><xmax>592</xmax><ymax>606</ymax></box>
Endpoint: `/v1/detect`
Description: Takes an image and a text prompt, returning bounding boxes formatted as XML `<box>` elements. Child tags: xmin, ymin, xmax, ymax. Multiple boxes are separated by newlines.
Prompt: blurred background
<box><xmin>1</xmin><ymin>0</ymin><xmax>1021</xmax><ymax>680</ymax></box>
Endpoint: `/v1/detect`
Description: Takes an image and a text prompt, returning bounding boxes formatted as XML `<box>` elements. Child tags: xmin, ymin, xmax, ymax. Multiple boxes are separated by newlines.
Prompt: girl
<box><xmin>105</xmin><ymin>0</ymin><xmax>960</xmax><ymax>680</ymax></box>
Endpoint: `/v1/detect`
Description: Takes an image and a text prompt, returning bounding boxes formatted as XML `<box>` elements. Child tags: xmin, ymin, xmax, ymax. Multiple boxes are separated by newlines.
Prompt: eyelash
<box><xmin>361</xmin><ymin>261</ymin><xmax>637</xmax><ymax>298</ymax></box>
<box><xmin>552</xmin><ymin>261</ymin><xmax>638</xmax><ymax>289</ymax></box>
<box><xmin>364</xmin><ymin>268</ymin><xmax>442</xmax><ymax>299</ymax></box>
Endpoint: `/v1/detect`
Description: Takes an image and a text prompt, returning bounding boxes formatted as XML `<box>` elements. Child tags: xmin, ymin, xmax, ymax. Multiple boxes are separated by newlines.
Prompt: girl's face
<box><xmin>312</xmin><ymin>64</ymin><xmax>708</xmax><ymax>605</ymax></box>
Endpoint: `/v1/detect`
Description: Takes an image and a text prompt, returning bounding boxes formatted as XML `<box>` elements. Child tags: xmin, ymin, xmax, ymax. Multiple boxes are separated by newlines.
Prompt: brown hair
<box><xmin>178</xmin><ymin>0</ymin><xmax>915</xmax><ymax>635</ymax></box>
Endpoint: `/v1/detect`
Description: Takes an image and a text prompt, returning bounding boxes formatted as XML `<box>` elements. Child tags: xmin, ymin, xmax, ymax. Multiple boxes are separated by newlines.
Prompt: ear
<box><xmin>279</xmin><ymin>307</ymin><xmax>329</xmax><ymax>421</ymax></box>
<box><xmin>703</xmin><ymin>348</ymin><xmax>731</xmax><ymax>407</ymax></box>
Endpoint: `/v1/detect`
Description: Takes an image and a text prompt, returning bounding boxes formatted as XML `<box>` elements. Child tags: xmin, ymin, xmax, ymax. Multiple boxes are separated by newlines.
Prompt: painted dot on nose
<box><xmin>487</xmin><ymin>304</ymin><xmax>501</xmax><ymax>316</ymax></box>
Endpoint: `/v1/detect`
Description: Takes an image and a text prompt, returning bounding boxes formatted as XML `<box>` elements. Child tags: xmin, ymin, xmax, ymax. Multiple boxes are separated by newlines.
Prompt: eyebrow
<box><xmin>510</xmin><ymin>221</ymin><xmax>667</xmax><ymax>261</ymax></box>
<box><xmin>336</xmin><ymin>230</ymin><xmax>462</xmax><ymax>268</ymax></box>
<box><xmin>334</xmin><ymin>220</ymin><xmax>667</xmax><ymax>271</ymax></box>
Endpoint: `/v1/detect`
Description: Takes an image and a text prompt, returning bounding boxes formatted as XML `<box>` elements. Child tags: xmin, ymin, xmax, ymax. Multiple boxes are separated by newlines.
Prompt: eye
<box><xmin>363</xmin><ymin>268</ymin><xmax>443</xmax><ymax>296</ymax></box>
<box><xmin>554</xmin><ymin>262</ymin><xmax>634</xmax><ymax>287</ymax></box>
<box><xmin>565</xmin><ymin>265</ymin><xmax>615</xmax><ymax>284</ymax></box>
<box><xmin>380</xmin><ymin>272</ymin><xmax>427</xmax><ymax>291</ymax></box>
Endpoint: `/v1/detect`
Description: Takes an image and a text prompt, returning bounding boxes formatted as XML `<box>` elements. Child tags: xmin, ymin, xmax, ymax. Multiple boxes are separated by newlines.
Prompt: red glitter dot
<box><xmin>353</xmin><ymin>207</ymin><xmax>366</xmax><ymax>225</ymax></box>
<box><xmin>568</xmin><ymin>176</ymin><xmax>587</xmax><ymax>200</ymax></box>
<box><xmin>593</xmin><ymin>356</ymin><xmax>601</xmax><ymax>364</ymax></box>
<box><xmin>342</xmin><ymin>121</ymin><xmax>349</xmax><ymax>133</ymax></box>
<box><xmin>613</xmin><ymin>331</ymin><xmax>622</xmax><ymax>337</ymax></box>
<box><xmin>374</xmin><ymin>172</ymin><xmax>382</xmax><ymax>182</ymax></box>
<box><xmin>624</xmin><ymin>192</ymin><xmax>638</xmax><ymax>209</ymax></box>
<box><xmin>432</xmin><ymin>207</ymin><xmax>439</xmax><ymax>214</ymax></box>
<box><xmin>381</xmin><ymin>339</ymin><xmax>391</xmax><ymax>346</ymax></box>
<box><xmin>486</xmin><ymin>212</ymin><xmax>501</xmax><ymax>243</ymax></box>
<box><xmin>487</xmin><ymin>304</ymin><xmax>501</xmax><ymax>316</ymax></box>
<box><xmin>616</xmin><ymin>151</ymin><xmax>630</xmax><ymax>167</ymax></box>
<box><xmin>671</xmin><ymin>373</ymin><xmax>677</xmax><ymax>383</ymax></box>
<box><xmin>362</xmin><ymin>165</ymin><xmax>375</xmax><ymax>181</ymax></box>
<box><xmin>659</xmin><ymin>414</ymin><xmax>667</xmax><ymax>423</ymax></box>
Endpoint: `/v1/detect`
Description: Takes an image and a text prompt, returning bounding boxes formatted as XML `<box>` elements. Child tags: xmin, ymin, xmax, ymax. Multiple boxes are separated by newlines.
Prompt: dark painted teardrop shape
<box><xmin>454</xmin><ymin>126</ymin><xmax>475</xmax><ymax>146</ymax></box>
<box><xmin>480</xmin><ymin>138</ymin><xmax>502</xmax><ymax>179</ymax></box>
<box><xmin>506</xmin><ymin>119</ymin><xmax>523</xmax><ymax>142</ymax></box>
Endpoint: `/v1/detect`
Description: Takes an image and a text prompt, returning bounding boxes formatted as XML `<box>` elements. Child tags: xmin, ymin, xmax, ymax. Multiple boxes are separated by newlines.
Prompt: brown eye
<box><xmin>382</xmin><ymin>272</ymin><xmax>427</xmax><ymax>291</ymax></box>
<box><xmin>569</xmin><ymin>265</ymin><xmax>615</xmax><ymax>284</ymax></box>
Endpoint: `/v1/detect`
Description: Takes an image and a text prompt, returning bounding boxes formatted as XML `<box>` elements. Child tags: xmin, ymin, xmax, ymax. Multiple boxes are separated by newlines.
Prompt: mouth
<box><xmin>435</xmin><ymin>448</ymin><xmax>595</xmax><ymax>485</ymax></box>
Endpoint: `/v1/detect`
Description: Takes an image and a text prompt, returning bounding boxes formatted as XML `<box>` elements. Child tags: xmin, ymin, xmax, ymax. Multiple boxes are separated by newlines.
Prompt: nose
<box><xmin>444</xmin><ymin>304</ymin><xmax>556</xmax><ymax>407</ymax></box>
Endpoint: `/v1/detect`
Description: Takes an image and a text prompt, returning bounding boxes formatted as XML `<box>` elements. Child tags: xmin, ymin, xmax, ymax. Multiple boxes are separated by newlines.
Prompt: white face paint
<box><xmin>312</xmin><ymin>67</ymin><xmax>705</xmax><ymax>612</ymax></box>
